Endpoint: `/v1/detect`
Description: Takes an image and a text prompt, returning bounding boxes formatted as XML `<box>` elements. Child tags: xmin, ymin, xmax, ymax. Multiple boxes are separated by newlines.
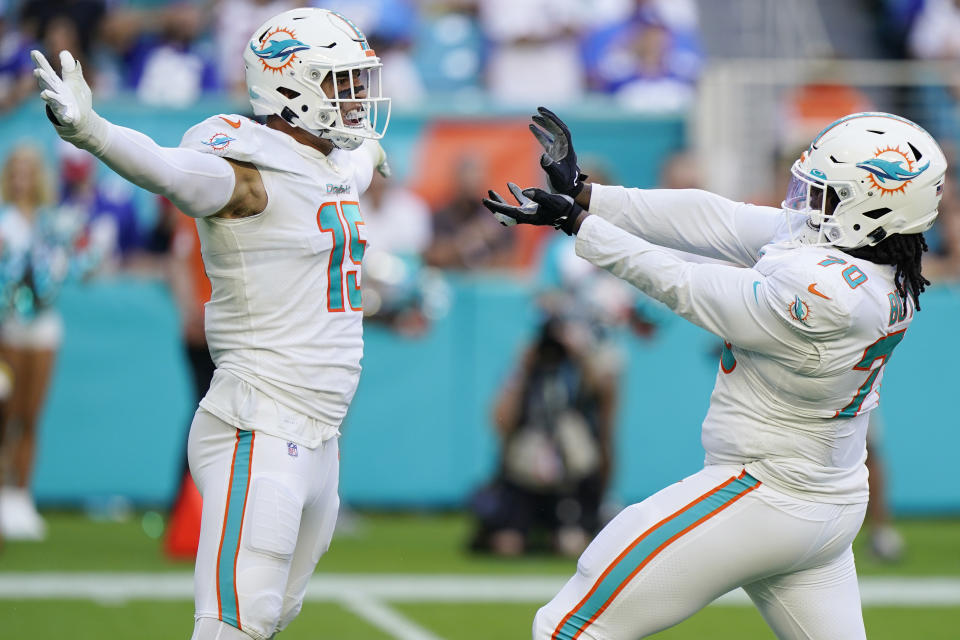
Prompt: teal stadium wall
<box><xmin>2</xmin><ymin>100</ymin><xmax>958</xmax><ymax>514</ymax></box>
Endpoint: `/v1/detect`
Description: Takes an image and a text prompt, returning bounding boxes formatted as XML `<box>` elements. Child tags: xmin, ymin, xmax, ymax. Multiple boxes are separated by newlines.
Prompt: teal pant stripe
<box><xmin>218</xmin><ymin>430</ymin><xmax>253</xmax><ymax>629</ymax></box>
<box><xmin>556</xmin><ymin>473</ymin><xmax>760</xmax><ymax>640</ymax></box>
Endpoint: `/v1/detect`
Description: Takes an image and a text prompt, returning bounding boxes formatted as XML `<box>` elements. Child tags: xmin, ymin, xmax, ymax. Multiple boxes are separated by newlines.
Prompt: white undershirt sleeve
<box><xmin>92</xmin><ymin>120</ymin><xmax>236</xmax><ymax>218</ymax></box>
<box><xmin>589</xmin><ymin>184</ymin><xmax>786</xmax><ymax>267</ymax></box>
<box><xmin>575</xmin><ymin>215</ymin><xmax>820</xmax><ymax>368</ymax></box>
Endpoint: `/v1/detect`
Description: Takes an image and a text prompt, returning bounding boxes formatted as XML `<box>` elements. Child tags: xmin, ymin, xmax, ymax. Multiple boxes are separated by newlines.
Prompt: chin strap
<box><xmin>868</xmin><ymin>227</ymin><xmax>888</xmax><ymax>244</ymax></box>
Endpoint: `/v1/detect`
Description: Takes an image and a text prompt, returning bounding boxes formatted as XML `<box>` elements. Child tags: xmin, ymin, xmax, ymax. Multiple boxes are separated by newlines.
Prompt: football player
<box><xmin>33</xmin><ymin>8</ymin><xmax>389</xmax><ymax>640</ymax></box>
<box><xmin>484</xmin><ymin>108</ymin><xmax>945</xmax><ymax>639</ymax></box>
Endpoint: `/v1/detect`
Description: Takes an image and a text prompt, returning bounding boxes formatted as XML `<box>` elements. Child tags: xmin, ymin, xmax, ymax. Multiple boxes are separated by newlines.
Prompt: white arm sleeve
<box><xmin>589</xmin><ymin>184</ymin><xmax>787</xmax><ymax>267</ymax></box>
<box><xmin>92</xmin><ymin>120</ymin><xmax>236</xmax><ymax>218</ymax></box>
<box><xmin>575</xmin><ymin>215</ymin><xmax>828</xmax><ymax>368</ymax></box>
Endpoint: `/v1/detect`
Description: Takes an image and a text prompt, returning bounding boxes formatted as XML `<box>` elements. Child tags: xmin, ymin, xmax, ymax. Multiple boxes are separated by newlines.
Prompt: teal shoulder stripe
<box><xmin>218</xmin><ymin>430</ymin><xmax>254</xmax><ymax>630</ymax></box>
<box><xmin>554</xmin><ymin>473</ymin><xmax>760</xmax><ymax>640</ymax></box>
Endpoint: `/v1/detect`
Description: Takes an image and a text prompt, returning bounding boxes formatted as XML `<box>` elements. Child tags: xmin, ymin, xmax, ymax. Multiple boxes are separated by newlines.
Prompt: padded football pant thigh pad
<box><xmin>245</xmin><ymin>477</ymin><xmax>303</xmax><ymax>559</ymax></box>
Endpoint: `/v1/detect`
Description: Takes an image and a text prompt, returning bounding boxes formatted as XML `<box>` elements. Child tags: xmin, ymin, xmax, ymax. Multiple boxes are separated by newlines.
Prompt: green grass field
<box><xmin>2</xmin><ymin>511</ymin><xmax>959</xmax><ymax>638</ymax></box>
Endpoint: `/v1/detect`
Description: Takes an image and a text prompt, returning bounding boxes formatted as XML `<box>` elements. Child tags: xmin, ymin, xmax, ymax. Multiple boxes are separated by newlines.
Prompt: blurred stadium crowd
<box><xmin>0</xmin><ymin>0</ymin><xmax>704</xmax><ymax>111</ymax></box>
<box><xmin>2</xmin><ymin>0</ymin><xmax>960</xmax><ymax>549</ymax></box>
<box><xmin>2</xmin><ymin>0</ymin><xmax>960</xmax><ymax>273</ymax></box>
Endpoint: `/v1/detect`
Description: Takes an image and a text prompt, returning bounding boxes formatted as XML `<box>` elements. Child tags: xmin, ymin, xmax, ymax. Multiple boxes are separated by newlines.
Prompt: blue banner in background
<box><xmin>30</xmin><ymin>276</ymin><xmax>960</xmax><ymax>514</ymax></box>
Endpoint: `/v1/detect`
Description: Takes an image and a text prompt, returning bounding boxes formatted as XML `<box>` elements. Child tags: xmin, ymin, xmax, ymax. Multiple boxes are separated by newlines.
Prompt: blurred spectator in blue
<box><xmin>101</xmin><ymin>3</ymin><xmax>219</xmax><ymax>107</ymax></box>
<box><xmin>18</xmin><ymin>0</ymin><xmax>106</xmax><ymax>74</ymax></box>
<box><xmin>907</xmin><ymin>0</ymin><xmax>960</xmax><ymax>59</ymax></box>
<box><xmin>477</xmin><ymin>0</ymin><xmax>586</xmax><ymax>106</ymax></box>
<box><xmin>0</xmin><ymin>1</ymin><xmax>38</xmax><ymax>113</ymax></box>
<box><xmin>214</xmin><ymin>0</ymin><xmax>298</xmax><ymax>99</ymax></box>
<box><xmin>581</xmin><ymin>1</ymin><xmax>701</xmax><ymax>112</ymax></box>
<box><xmin>877</xmin><ymin>0</ymin><xmax>925</xmax><ymax>57</ymax></box>
<box><xmin>0</xmin><ymin>145</ymin><xmax>101</xmax><ymax>541</ymax></box>
<box><xmin>424</xmin><ymin>155</ymin><xmax>515</xmax><ymax>270</ymax></box>
<box><xmin>57</xmin><ymin>141</ymin><xmax>140</xmax><ymax>269</ymax></box>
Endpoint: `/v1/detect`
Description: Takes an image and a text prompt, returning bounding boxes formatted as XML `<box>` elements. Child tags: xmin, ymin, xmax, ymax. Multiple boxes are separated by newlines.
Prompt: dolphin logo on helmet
<box><xmin>251</xmin><ymin>38</ymin><xmax>310</xmax><ymax>61</ymax></box>
<box><xmin>856</xmin><ymin>157</ymin><xmax>929</xmax><ymax>184</ymax></box>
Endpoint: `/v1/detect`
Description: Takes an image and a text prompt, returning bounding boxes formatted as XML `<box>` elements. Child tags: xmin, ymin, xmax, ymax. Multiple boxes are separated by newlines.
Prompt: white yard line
<box><xmin>1</xmin><ymin>573</ymin><xmax>959</xmax><ymax>606</ymax></box>
<box><xmin>340</xmin><ymin>593</ymin><xmax>446</xmax><ymax>640</ymax></box>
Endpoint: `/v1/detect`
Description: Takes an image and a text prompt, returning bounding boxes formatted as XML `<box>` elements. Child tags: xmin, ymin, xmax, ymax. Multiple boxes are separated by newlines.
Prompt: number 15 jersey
<box><xmin>180</xmin><ymin>115</ymin><xmax>377</xmax><ymax>447</ymax></box>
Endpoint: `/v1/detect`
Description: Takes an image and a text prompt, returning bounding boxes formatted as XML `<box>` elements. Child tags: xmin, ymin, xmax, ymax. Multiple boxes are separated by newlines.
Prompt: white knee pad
<box><xmin>191</xmin><ymin>617</ymin><xmax>257</xmax><ymax>640</ymax></box>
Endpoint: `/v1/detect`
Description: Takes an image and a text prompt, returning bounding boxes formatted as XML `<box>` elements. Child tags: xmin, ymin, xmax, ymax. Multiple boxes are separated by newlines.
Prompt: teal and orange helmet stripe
<box><xmin>216</xmin><ymin>430</ymin><xmax>255</xmax><ymax>630</ymax></box>
<box><xmin>551</xmin><ymin>471</ymin><xmax>762</xmax><ymax>640</ymax></box>
<box><xmin>810</xmin><ymin>112</ymin><xmax>931</xmax><ymax>149</ymax></box>
<box><xmin>329</xmin><ymin>11</ymin><xmax>376</xmax><ymax>56</ymax></box>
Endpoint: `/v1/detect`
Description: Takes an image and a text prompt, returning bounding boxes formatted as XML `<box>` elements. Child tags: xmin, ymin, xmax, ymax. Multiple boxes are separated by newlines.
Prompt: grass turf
<box><xmin>2</xmin><ymin>512</ymin><xmax>959</xmax><ymax>638</ymax></box>
<box><xmin>2</xmin><ymin>600</ymin><xmax>958</xmax><ymax>639</ymax></box>
<box><xmin>3</xmin><ymin>510</ymin><xmax>959</xmax><ymax>575</ymax></box>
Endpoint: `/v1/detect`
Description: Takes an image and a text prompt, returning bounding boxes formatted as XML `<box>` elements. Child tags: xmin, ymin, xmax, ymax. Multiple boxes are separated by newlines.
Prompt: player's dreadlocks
<box><xmin>844</xmin><ymin>233</ymin><xmax>930</xmax><ymax>310</ymax></box>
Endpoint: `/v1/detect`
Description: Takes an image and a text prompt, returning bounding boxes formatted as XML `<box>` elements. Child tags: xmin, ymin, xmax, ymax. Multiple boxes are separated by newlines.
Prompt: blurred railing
<box><xmin>696</xmin><ymin>59</ymin><xmax>960</xmax><ymax>200</ymax></box>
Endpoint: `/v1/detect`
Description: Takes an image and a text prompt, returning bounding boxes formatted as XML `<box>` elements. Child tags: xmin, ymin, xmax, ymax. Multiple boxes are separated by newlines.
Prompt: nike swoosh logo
<box><xmin>807</xmin><ymin>283</ymin><xmax>831</xmax><ymax>300</ymax></box>
<box><xmin>220</xmin><ymin>117</ymin><xmax>241</xmax><ymax>129</ymax></box>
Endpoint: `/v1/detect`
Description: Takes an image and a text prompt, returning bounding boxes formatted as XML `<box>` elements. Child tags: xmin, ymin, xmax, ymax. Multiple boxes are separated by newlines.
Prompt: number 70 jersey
<box><xmin>179</xmin><ymin>115</ymin><xmax>377</xmax><ymax>447</ymax></box>
<box><xmin>706</xmin><ymin>240</ymin><xmax>912</xmax><ymax>504</ymax></box>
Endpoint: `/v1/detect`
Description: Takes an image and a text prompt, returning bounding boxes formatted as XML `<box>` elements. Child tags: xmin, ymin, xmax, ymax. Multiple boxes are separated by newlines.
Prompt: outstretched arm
<box><xmin>33</xmin><ymin>50</ymin><xmax>263</xmax><ymax>218</ymax></box>
<box><xmin>530</xmin><ymin>107</ymin><xmax>785</xmax><ymax>267</ymax></box>
<box><xmin>483</xmin><ymin>185</ymin><xmax>848</xmax><ymax>368</ymax></box>
<box><xmin>582</xmin><ymin>183</ymin><xmax>785</xmax><ymax>267</ymax></box>
<box><xmin>574</xmin><ymin>215</ymin><xmax>837</xmax><ymax>368</ymax></box>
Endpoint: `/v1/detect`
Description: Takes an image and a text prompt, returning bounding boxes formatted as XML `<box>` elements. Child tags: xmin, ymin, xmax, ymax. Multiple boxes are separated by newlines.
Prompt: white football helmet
<box><xmin>784</xmin><ymin>112</ymin><xmax>947</xmax><ymax>248</ymax></box>
<box><xmin>243</xmin><ymin>8</ymin><xmax>390</xmax><ymax>150</ymax></box>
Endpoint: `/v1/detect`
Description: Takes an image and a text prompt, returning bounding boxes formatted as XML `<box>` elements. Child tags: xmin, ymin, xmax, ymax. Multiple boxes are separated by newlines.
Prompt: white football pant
<box><xmin>188</xmin><ymin>409</ymin><xmax>340</xmax><ymax>640</ymax></box>
<box><xmin>534</xmin><ymin>465</ymin><xmax>867</xmax><ymax>639</ymax></box>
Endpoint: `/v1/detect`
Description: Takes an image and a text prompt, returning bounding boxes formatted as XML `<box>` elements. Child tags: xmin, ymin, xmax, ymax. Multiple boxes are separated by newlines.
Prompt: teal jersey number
<box><xmin>819</xmin><ymin>255</ymin><xmax>869</xmax><ymax>290</ymax></box>
<box><xmin>835</xmin><ymin>329</ymin><xmax>906</xmax><ymax>418</ymax></box>
<box><xmin>342</xmin><ymin>202</ymin><xmax>365</xmax><ymax>311</ymax></box>
<box><xmin>317</xmin><ymin>201</ymin><xmax>365</xmax><ymax>312</ymax></box>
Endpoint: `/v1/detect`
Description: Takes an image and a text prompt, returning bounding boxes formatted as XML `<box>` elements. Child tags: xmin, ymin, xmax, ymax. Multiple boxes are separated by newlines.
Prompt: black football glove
<box><xmin>529</xmin><ymin>106</ymin><xmax>587</xmax><ymax>198</ymax></box>
<box><xmin>481</xmin><ymin>182</ymin><xmax>584</xmax><ymax>235</ymax></box>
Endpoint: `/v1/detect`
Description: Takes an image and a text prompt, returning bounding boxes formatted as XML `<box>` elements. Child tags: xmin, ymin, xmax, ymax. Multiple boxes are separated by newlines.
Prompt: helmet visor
<box><xmin>783</xmin><ymin>160</ymin><xmax>858</xmax><ymax>245</ymax></box>
<box><xmin>783</xmin><ymin>162</ymin><xmax>856</xmax><ymax>217</ymax></box>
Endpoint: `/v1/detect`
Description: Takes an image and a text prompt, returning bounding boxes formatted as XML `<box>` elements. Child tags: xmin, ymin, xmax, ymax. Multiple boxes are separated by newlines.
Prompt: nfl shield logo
<box><xmin>287</xmin><ymin>442</ymin><xmax>299</xmax><ymax>457</ymax></box>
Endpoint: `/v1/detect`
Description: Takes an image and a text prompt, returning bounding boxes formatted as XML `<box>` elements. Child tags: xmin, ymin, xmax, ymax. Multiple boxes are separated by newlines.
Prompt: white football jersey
<box><xmin>180</xmin><ymin>115</ymin><xmax>376</xmax><ymax>447</ymax></box>
<box><xmin>576</xmin><ymin>185</ymin><xmax>917</xmax><ymax>503</ymax></box>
